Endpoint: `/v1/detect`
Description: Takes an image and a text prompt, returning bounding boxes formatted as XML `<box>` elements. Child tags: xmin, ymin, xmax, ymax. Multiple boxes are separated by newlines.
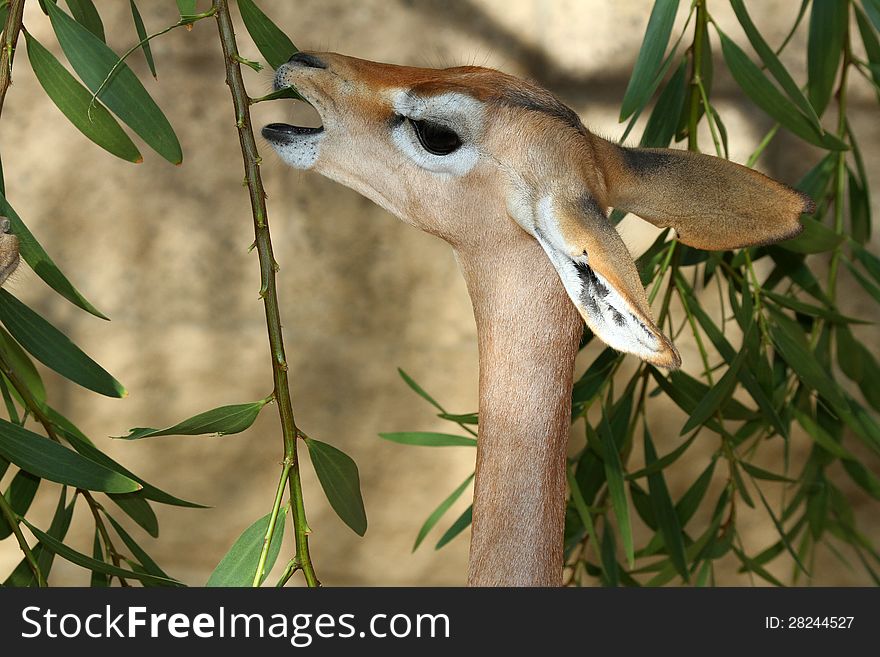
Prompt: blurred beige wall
<box><xmin>0</xmin><ymin>0</ymin><xmax>877</xmax><ymax>586</ymax></box>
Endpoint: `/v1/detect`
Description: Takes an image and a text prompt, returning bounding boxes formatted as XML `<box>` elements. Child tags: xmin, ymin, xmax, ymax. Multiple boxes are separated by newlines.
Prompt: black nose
<box><xmin>287</xmin><ymin>52</ymin><xmax>326</xmax><ymax>69</ymax></box>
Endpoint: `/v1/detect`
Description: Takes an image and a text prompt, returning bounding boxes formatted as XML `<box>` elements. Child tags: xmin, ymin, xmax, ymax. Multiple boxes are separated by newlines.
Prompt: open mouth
<box><xmin>261</xmin><ymin>122</ymin><xmax>324</xmax><ymax>142</ymax></box>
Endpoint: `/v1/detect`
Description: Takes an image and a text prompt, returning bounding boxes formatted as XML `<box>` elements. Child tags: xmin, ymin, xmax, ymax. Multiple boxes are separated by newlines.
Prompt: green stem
<box><xmin>212</xmin><ymin>0</ymin><xmax>318</xmax><ymax>588</ymax></box>
<box><xmin>84</xmin><ymin>492</ymin><xmax>129</xmax><ymax>586</ymax></box>
<box><xmin>745</xmin><ymin>123</ymin><xmax>780</xmax><ymax>167</ymax></box>
<box><xmin>275</xmin><ymin>558</ymin><xmax>300</xmax><ymax>587</ymax></box>
<box><xmin>252</xmin><ymin>464</ymin><xmax>290</xmax><ymax>586</ymax></box>
<box><xmin>686</xmin><ymin>0</ymin><xmax>708</xmax><ymax>152</ymax></box>
<box><xmin>0</xmin><ymin>0</ymin><xmax>25</xmax><ymax>119</ymax></box>
<box><xmin>88</xmin><ymin>7</ymin><xmax>217</xmax><ymax>116</ymax></box>
<box><xmin>0</xmin><ymin>478</ymin><xmax>45</xmax><ymax>586</ymax></box>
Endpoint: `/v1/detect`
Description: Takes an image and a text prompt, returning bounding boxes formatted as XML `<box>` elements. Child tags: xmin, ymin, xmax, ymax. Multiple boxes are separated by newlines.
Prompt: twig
<box><xmin>212</xmin><ymin>0</ymin><xmax>318</xmax><ymax>587</ymax></box>
<box><xmin>0</xmin><ymin>0</ymin><xmax>25</xmax><ymax>119</ymax></box>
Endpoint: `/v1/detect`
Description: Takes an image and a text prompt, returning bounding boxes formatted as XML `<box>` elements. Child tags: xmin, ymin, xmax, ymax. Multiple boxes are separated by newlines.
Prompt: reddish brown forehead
<box><xmin>317</xmin><ymin>52</ymin><xmax>586</xmax><ymax>133</ymax></box>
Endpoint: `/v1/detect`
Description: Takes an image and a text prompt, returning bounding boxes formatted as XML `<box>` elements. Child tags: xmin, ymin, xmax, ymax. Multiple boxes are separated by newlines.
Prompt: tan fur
<box><xmin>554</xmin><ymin>201</ymin><xmax>680</xmax><ymax>368</ymax></box>
<box><xmin>591</xmin><ymin>138</ymin><xmax>813</xmax><ymax>250</ymax></box>
<box><xmin>266</xmin><ymin>52</ymin><xmax>810</xmax><ymax>586</ymax></box>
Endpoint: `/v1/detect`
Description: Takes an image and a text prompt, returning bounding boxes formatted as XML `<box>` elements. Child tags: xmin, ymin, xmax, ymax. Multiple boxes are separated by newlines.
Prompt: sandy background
<box><xmin>0</xmin><ymin>0</ymin><xmax>877</xmax><ymax>586</ymax></box>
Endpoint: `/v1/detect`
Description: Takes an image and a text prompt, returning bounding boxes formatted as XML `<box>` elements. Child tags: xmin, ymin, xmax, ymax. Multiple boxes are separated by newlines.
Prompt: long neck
<box><xmin>456</xmin><ymin>232</ymin><xmax>582</xmax><ymax>586</ymax></box>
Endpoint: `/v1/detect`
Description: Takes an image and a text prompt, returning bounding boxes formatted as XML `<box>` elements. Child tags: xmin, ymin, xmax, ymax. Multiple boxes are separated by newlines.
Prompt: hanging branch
<box><xmin>211</xmin><ymin>0</ymin><xmax>318</xmax><ymax>587</ymax></box>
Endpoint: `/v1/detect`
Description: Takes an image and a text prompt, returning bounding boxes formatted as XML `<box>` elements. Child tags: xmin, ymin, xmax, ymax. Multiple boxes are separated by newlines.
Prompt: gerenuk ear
<box><xmin>590</xmin><ymin>138</ymin><xmax>814</xmax><ymax>251</ymax></box>
<box><xmin>533</xmin><ymin>194</ymin><xmax>681</xmax><ymax>369</ymax></box>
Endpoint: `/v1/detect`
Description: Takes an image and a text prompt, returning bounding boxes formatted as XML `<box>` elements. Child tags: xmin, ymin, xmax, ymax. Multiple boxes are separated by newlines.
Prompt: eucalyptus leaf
<box><xmin>0</xmin><ymin>419</ymin><xmax>139</xmax><ymax>492</ymax></box>
<box><xmin>129</xmin><ymin>0</ymin><xmax>156</xmax><ymax>78</ymax></box>
<box><xmin>413</xmin><ymin>473</ymin><xmax>474</xmax><ymax>551</ymax></box>
<box><xmin>46</xmin><ymin>0</ymin><xmax>182</xmax><ymax>164</ymax></box>
<box><xmin>807</xmin><ymin>0</ymin><xmax>847</xmax><ymax>116</ymax></box>
<box><xmin>435</xmin><ymin>504</ymin><xmax>472</xmax><ymax>549</ymax></box>
<box><xmin>65</xmin><ymin>0</ymin><xmax>105</xmax><ymax>42</ymax></box>
<box><xmin>379</xmin><ymin>432</ymin><xmax>476</xmax><ymax>447</ymax></box>
<box><xmin>305</xmin><ymin>437</ymin><xmax>367</xmax><ymax>536</ymax></box>
<box><xmin>116</xmin><ymin>399</ymin><xmax>270</xmax><ymax>440</ymax></box>
<box><xmin>0</xmin><ymin>290</ymin><xmax>125</xmax><ymax>398</ymax></box>
<box><xmin>619</xmin><ymin>0</ymin><xmax>680</xmax><ymax>120</ymax></box>
<box><xmin>26</xmin><ymin>31</ymin><xmax>140</xmax><ymax>163</ymax></box>
<box><xmin>0</xmin><ymin>470</ymin><xmax>40</xmax><ymax>540</ymax></box>
<box><xmin>23</xmin><ymin>517</ymin><xmax>181</xmax><ymax>586</ymax></box>
<box><xmin>206</xmin><ymin>509</ymin><xmax>286</xmax><ymax>586</ymax></box>
<box><xmin>237</xmin><ymin>0</ymin><xmax>297</xmax><ymax>69</ymax></box>
<box><xmin>644</xmin><ymin>426</ymin><xmax>688</xmax><ymax>580</ymax></box>
<box><xmin>598</xmin><ymin>412</ymin><xmax>634</xmax><ymax>567</ymax></box>
<box><xmin>718</xmin><ymin>30</ymin><xmax>846</xmax><ymax>150</ymax></box>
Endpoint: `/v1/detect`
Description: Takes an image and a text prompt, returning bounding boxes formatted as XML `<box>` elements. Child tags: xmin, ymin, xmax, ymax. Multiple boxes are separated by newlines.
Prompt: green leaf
<box><xmin>619</xmin><ymin>0</ymin><xmax>680</xmax><ymax>120</ymax></box>
<box><xmin>627</xmin><ymin>432</ymin><xmax>698</xmax><ymax>480</ymax></box>
<box><xmin>65</xmin><ymin>0</ymin><xmax>105</xmax><ymax>42</ymax></box>
<box><xmin>378</xmin><ymin>431</ymin><xmax>476</xmax><ymax>448</ymax></box>
<box><xmin>435</xmin><ymin>504</ymin><xmax>472</xmax><ymax>549</ymax></box>
<box><xmin>117</xmin><ymin>399</ymin><xmax>270</xmax><ymax>440</ymax></box>
<box><xmin>767</xmin><ymin>310</ymin><xmax>847</xmax><ymax>412</ymax></box>
<box><xmin>600</xmin><ymin>523</ymin><xmax>620</xmax><ymax>587</ymax></box>
<box><xmin>206</xmin><ymin>509</ymin><xmax>287</xmax><ymax>586</ymax></box>
<box><xmin>780</xmin><ymin>216</ymin><xmax>846</xmax><ymax>254</ymax></box>
<box><xmin>739</xmin><ymin>462</ymin><xmax>796</xmax><ymax>483</ymax></box>
<box><xmin>865</xmin><ymin>0</ymin><xmax>880</xmax><ymax>31</ymax></box>
<box><xmin>680</xmin><ymin>338</ymin><xmax>747</xmax><ymax>435</ymax></box>
<box><xmin>792</xmin><ymin>408</ymin><xmax>855</xmax><ymax>460</ymax></box>
<box><xmin>0</xmin><ymin>418</ymin><xmax>140</xmax><ymax>492</ymax></box>
<box><xmin>108</xmin><ymin>491</ymin><xmax>159</xmax><ymax>537</ymax></box>
<box><xmin>0</xmin><ymin>325</ymin><xmax>46</xmax><ymax>406</ymax></box>
<box><xmin>0</xmin><ymin>192</ymin><xmax>107</xmax><ymax>319</ymax></box>
<box><xmin>413</xmin><ymin>473</ymin><xmax>473</xmax><ymax>551</ymax></box>
<box><xmin>729</xmin><ymin>0</ymin><xmax>822</xmax><ymax>130</ymax></box>
<box><xmin>807</xmin><ymin>0</ymin><xmax>847</xmax><ymax>116</ymax></box>
<box><xmin>643</xmin><ymin>426</ymin><xmax>688</xmax><ymax>580</ymax></box>
<box><xmin>237</xmin><ymin>0</ymin><xmax>298</xmax><ymax>69</ymax></box>
<box><xmin>0</xmin><ymin>470</ymin><xmax>40</xmax><ymax>540</ymax></box>
<box><xmin>90</xmin><ymin>528</ymin><xmax>109</xmax><ymax>587</ymax></box>
<box><xmin>572</xmin><ymin>347</ymin><xmax>619</xmax><ymax>413</ymax></box>
<box><xmin>763</xmin><ymin>289</ymin><xmax>864</xmax><ymax>324</ymax></box>
<box><xmin>59</xmin><ymin>425</ymin><xmax>207</xmax><ymax>508</ymax></box>
<box><xmin>129</xmin><ymin>0</ymin><xmax>156</xmax><ymax>78</ymax></box>
<box><xmin>848</xmin><ymin>167</ymin><xmax>871</xmax><ymax>244</ymax></box>
<box><xmin>176</xmin><ymin>0</ymin><xmax>197</xmax><ymax>17</ymax></box>
<box><xmin>0</xmin><ymin>290</ymin><xmax>125</xmax><ymax>398</ymax></box>
<box><xmin>33</xmin><ymin>488</ymin><xmax>75</xmax><ymax>585</ymax></box>
<box><xmin>676</xmin><ymin>459</ymin><xmax>716</xmax><ymax>526</ymax></box>
<box><xmin>856</xmin><ymin>4</ymin><xmax>880</xmax><ymax>99</ymax></box>
<box><xmin>103</xmin><ymin>512</ymin><xmax>172</xmax><ymax>581</ymax></box>
<box><xmin>678</xmin><ymin>277</ymin><xmax>786</xmax><ymax>437</ymax></box>
<box><xmin>437</xmin><ymin>412</ymin><xmax>478</xmax><ymax>425</ymax></box>
<box><xmin>304</xmin><ymin>437</ymin><xmax>367</xmax><ymax>536</ymax></box>
<box><xmin>598</xmin><ymin>411</ymin><xmax>634</xmax><ymax>567</ymax></box>
<box><xmin>22</xmin><ymin>516</ymin><xmax>181</xmax><ymax>586</ymax></box>
<box><xmin>46</xmin><ymin>1</ymin><xmax>182</xmax><ymax>164</ymax></box>
<box><xmin>397</xmin><ymin>367</ymin><xmax>444</xmax><ymax>411</ymax></box>
<box><xmin>3</xmin><ymin>488</ymin><xmax>75</xmax><ymax>587</ymax></box>
<box><xmin>718</xmin><ymin>30</ymin><xmax>846</xmax><ymax>150</ymax></box>
<box><xmin>24</xmin><ymin>31</ymin><xmax>141</xmax><ymax>163</ymax></box>
<box><xmin>640</xmin><ymin>58</ymin><xmax>688</xmax><ymax>147</ymax></box>
<box><xmin>842</xmin><ymin>459</ymin><xmax>880</xmax><ymax>499</ymax></box>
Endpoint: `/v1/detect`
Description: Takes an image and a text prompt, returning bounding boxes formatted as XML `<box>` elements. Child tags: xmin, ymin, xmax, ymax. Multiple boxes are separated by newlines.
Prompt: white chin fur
<box><xmin>266</xmin><ymin>133</ymin><xmax>323</xmax><ymax>169</ymax></box>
